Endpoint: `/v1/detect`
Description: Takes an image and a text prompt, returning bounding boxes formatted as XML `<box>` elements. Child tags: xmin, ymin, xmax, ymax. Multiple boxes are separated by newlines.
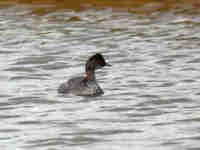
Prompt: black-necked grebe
<box><xmin>58</xmin><ymin>53</ymin><xmax>111</xmax><ymax>96</ymax></box>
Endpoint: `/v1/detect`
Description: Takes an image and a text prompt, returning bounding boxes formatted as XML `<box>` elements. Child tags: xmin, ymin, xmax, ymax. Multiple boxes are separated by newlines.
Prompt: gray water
<box><xmin>1</xmin><ymin>4</ymin><xmax>200</xmax><ymax>150</ymax></box>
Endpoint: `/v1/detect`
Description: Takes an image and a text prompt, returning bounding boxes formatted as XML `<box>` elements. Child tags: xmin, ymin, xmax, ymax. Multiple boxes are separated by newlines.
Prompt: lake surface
<box><xmin>1</xmin><ymin>2</ymin><xmax>200</xmax><ymax>150</ymax></box>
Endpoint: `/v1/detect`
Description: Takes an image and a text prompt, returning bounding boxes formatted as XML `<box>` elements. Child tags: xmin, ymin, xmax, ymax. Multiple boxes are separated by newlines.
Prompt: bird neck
<box><xmin>85</xmin><ymin>70</ymin><xmax>96</xmax><ymax>81</ymax></box>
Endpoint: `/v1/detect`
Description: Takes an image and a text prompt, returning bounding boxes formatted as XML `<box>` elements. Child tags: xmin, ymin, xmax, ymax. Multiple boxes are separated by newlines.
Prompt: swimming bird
<box><xmin>58</xmin><ymin>53</ymin><xmax>111</xmax><ymax>96</ymax></box>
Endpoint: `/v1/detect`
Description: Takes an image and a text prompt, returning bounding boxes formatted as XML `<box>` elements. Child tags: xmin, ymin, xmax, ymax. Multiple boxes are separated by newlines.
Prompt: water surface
<box><xmin>1</xmin><ymin>3</ymin><xmax>200</xmax><ymax>150</ymax></box>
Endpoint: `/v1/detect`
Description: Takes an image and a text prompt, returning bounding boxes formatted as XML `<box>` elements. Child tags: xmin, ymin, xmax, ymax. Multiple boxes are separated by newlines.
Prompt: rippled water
<box><xmin>1</xmin><ymin>4</ymin><xmax>200</xmax><ymax>150</ymax></box>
